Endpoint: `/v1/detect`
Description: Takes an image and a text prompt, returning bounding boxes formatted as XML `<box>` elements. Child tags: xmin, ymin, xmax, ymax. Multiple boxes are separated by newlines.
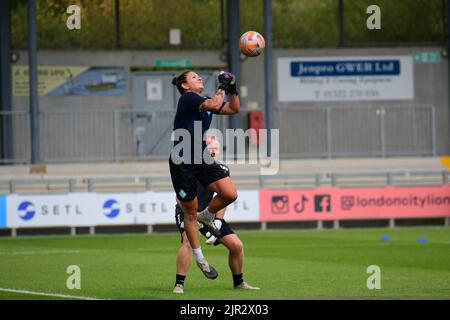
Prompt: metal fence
<box><xmin>275</xmin><ymin>104</ymin><xmax>436</xmax><ymax>158</ymax></box>
<box><xmin>0</xmin><ymin>104</ymin><xmax>436</xmax><ymax>164</ymax></box>
<box><xmin>1</xmin><ymin>170</ymin><xmax>449</xmax><ymax>194</ymax></box>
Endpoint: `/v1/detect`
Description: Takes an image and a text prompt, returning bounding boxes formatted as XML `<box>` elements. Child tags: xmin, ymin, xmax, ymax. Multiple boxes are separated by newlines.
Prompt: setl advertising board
<box><xmin>277</xmin><ymin>56</ymin><xmax>414</xmax><ymax>102</ymax></box>
<box><xmin>2</xmin><ymin>191</ymin><xmax>260</xmax><ymax>228</ymax></box>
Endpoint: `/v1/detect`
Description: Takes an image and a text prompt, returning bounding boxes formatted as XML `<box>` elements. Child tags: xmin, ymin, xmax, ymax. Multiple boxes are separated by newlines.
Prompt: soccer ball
<box><xmin>239</xmin><ymin>31</ymin><xmax>265</xmax><ymax>57</ymax></box>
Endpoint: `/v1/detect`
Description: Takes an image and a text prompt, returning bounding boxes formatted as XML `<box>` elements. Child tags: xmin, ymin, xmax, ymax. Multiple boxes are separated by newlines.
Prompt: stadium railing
<box><xmin>0</xmin><ymin>104</ymin><xmax>437</xmax><ymax>164</ymax></box>
<box><xmin>1</xmin><ymin>170</ymin><xmax>448</xmax><ymax>194</ymax></box>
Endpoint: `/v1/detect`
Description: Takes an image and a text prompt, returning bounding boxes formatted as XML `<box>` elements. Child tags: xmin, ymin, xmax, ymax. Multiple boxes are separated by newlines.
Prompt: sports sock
<box><xmin>199</xmin><ymin>207</ymin><xmax>214</xmax><ymax>217</ymax></box>
<box><xmin>192</xmin><ymin>247</ymin><xmax>205</xmax><ymax>262</ymax></box>
<box><xmin>233</xmin><ymin>273</ymin><xmax>244</xmax><ymax>287</ymax></box>
<box><xmin>175</xmin><ymin>274</ymin><xmax>186</xmax><ymax>286</ymax></box>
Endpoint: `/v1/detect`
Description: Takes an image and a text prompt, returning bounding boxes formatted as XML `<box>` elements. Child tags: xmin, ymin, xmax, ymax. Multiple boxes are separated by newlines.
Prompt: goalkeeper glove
<box><xmin>218</xmin><ymin>71</ymin><xmax>235</xmax><ymax>93</ymax></box>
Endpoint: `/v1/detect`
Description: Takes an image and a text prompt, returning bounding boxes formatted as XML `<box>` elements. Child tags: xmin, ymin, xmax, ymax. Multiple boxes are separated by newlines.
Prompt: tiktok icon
<box><xmin>294</xmin><ymin>195</ymin><xmax>308</xmax><ymax>213</ymax></box>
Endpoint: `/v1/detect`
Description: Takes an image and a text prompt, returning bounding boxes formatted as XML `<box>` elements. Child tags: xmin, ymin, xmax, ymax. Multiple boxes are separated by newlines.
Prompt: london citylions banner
<box><xmin>259</xmin><ymin>186</ymin><xmax>450</xmax><ymax>222</ymax></box>
<box><xmin>277</xmin><ymin>56</ymin><xmax>413</xmax><ymax>101</ymax></box>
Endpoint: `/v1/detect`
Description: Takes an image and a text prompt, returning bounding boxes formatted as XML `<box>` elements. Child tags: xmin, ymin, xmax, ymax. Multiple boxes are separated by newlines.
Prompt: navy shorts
<box><xmin>169</xmin><ymin>158</ymin><xmax>230</xmax><ymax>201</ymax></box>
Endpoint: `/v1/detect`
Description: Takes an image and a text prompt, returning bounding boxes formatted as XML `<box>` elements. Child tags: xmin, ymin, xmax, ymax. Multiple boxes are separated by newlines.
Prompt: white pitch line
<box><xmin>0</xmin><ymin>288</ymin><xmax>106</xmax><ymax>300</ymax></box>
<box><xmin>0</xmin><ymin>250</ymin><xmax>81</xmax><ymax>256</ymax></box>
<box><xmin>0</xmin><ymin>249</ymin><xmax>111</xmax><ymax>256</ymax></box>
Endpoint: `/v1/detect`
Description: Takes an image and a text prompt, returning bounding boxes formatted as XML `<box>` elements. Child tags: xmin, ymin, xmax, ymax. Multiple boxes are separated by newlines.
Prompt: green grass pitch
<box><xmin>1</xmin><ymin>227</ymin><xmax>450</xmax><ymax>300</ymax></box>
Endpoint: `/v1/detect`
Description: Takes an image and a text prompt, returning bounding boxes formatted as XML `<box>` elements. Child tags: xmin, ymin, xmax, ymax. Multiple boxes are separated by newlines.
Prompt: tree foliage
<box><xmin>344</xmin><ymin>0</ymin><xmax>445</xmax><ymax>45</ymax></box>
<box><xmin>10</xmin><ymin>0</ymin><xmax>445</xmax><ymax>49</ymax></box>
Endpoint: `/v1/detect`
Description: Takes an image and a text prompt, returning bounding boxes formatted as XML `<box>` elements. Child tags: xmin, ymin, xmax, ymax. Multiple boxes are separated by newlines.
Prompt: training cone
<box><xmin>417</xmin><ymin>237</ymin><xmax>428</xmax><ymax>243</ymax></box>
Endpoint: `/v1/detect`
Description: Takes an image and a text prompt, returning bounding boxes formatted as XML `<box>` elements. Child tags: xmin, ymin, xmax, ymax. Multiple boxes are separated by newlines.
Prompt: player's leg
<box><xmin>197</xmin><ymin>162</ymin><xmax>237</xmax><ymax>231</ymax></box>
<box><xmin>179</xmin><ymin>198</ymin><xmax>218</xmax><ymax>280</ymax></box>
<box><xmin>196</xmin><ymin>142</ymin><xmax>234</xmax><ymax>234</ymax></box>
<box><xmin>174</xmin><ymin>232</ymin><xmax>192</xmax><ymax>294</ymax></box>
<box><xmin>176</xmin><ymin>232</ymin><xmax>193</xmax><ymax>274</ymax></box>
<box><xmin>170</xmin><ymin>160</ymin><xmax>218</xmax><ymax>280</ymax></box>
<box><xmin>219</xmin><ymin>234</ymin><xmax>260</xmax><ymax>290</ymax></box>
<box><xmin>220</xmin><ymin>234</ymin><xmax>244</xmax><ymax>275</ymax></box>
<box><xmin>173</xmin><ymin>209</ymin><xmax>192</xmax><ymax>293</ymax></box>
<box><xmin>179</xmin><ymin>197</ymin><xmax>201</xmax><ymax>249</ymax></box>
<box><xmin>206</xmin><ymin>177</ymin><xmax>238</xmax><ymax>214</ymax></box>
<box><xmin>199</xmin><ymin>215</ymin><xmax>258</xmax><ymax>289</ymax></box>
<box><xmin>196</xmin><ymin>182</ymin><xmax>222</xmax><ymax>238</ymax></box>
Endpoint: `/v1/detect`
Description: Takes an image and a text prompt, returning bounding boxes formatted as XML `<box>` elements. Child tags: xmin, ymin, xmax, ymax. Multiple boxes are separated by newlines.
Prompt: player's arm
<box><xmin>214</xmin><ymin>71</ymin><xmax>239</xmax><ymax>115</ymax></box>
<box><xmin>198</xmin><ymin>89</ymin><xmax>226</xmax><ymax>112</ymax></box>
<box><xmin>213</xmin><ymin>94</ymin><xmax>240</xmax><ymax>115</ymax></box>
<box><xmin>199</xmin><ymin>71</ymin><xmax>239</xmax><ymax>114</ymax></box>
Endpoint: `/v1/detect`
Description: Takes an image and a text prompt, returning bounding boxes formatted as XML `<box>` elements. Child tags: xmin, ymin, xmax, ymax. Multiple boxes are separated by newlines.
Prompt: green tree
<box><xmin>10</xmin><ymin>0</ymin><xmax>445</xmax><ymax>49</ymax></box>
<box><xmin>344</xmin><ymin>0</ymin><xmax>444</xmax><ymax>45</ymax></box>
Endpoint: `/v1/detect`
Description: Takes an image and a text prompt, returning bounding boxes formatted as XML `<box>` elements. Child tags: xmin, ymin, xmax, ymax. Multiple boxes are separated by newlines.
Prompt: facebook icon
<box><xmin>314</xmin><ymin>195</ymin><xmax>331</xmax><ymax>212</ymax></box>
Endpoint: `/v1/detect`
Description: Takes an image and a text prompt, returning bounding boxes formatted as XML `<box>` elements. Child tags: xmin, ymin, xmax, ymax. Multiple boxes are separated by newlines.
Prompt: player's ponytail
<box><xmin>172</xmin><ymin>70</ymin><xmax>192</xmax><ymax>94</ymax></box>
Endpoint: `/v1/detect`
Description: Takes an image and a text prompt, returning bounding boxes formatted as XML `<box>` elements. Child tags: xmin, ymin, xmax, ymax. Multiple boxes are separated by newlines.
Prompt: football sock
<box><xmin>192</xmin><ymin>247</ymin><xmax>205</xmax><ymax>262</ymax></box>
<box><xmin>199</xmin><ymin>207</ymin><xmax>214</xmax><ymax>217</ymax></box>
<box><xmin>233</xmin><ymin>273</ymin><xmax>244</xmax><ymax>287</ymax></box>
<box><xmin>175</xmin><ymin>274</ymin><xmax>186</xmax><ymax>286</ymax></box>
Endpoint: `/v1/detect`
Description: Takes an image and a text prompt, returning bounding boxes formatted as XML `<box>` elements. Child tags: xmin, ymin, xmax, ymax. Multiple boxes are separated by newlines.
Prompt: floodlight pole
<box><xmin>115</xmin><ymin>0</ymin><xmax>121</xmax><ymax>48</ymax></box>
<box><xmin>28</xmin><ymin>0</ymin><xmax>40</xmax><ymax>164</ymax></box>
<box><xmin>227</xmin><ymin>0</ymin><xmax>241</xmax><ymax>130</ymax></box>
<box><xmin>0</xmin><ymin>0</ymin><xmax>13</xmax><ymax>163</ymax></box>
<box><xmin>448</xmin><ymin>0</ymin><xmax>450</xmax><ymax>151</ymax></box>
<box><xmin>264</xmin><ymin>0</ymin><xmax>273</xmax><ymax>156</ymax></box>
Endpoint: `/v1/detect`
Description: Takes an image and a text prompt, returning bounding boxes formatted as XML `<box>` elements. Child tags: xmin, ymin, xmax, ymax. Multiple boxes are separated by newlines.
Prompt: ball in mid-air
<box><xmin>239</xmin><ymin>31</ymin><xmax>265</xmax><ymax>57</ymax></box>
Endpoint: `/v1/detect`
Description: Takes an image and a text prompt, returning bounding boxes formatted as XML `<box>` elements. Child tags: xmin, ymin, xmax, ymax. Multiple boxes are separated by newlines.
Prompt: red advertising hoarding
<box><xmin>260</xmin><ymin>186</ymin><xmax>450</xmax><ymax>221</ymax></box>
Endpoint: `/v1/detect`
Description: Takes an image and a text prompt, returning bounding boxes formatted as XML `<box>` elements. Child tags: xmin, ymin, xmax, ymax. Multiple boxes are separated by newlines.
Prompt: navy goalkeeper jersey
<box><xmin>171</xmin><ymin>92</ymin><xmax>213</xmax><ymax>164</ymax></box>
